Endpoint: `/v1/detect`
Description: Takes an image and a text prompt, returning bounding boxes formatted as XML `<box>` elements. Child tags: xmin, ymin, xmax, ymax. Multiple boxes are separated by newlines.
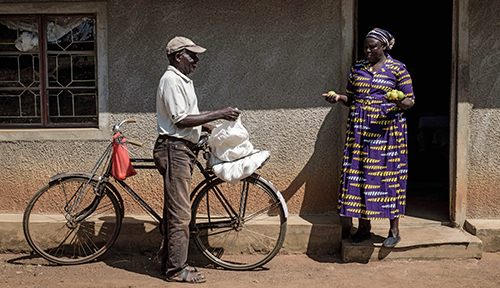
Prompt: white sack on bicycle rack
<box><xmin>208</xmin><ymin>117</ymin><xmax>254</xmax><ymax>162</ymax></box>
<box><xmin>210</xmin><ymin>150</ymin><xmax>270</xmax><ymax>185</ymax></box>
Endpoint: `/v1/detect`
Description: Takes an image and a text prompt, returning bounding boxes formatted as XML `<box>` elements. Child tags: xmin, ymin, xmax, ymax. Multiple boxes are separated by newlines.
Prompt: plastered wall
<box><xmin>467</xmin><ymin>0</ymin><xmax>500</xmax><ymax>218</ymax></box>
<box><xmin>0</xmin><ymin>0</ymin><xmax>348</xmax><ymax>215</ymax></box>
<box><xmin>7</xmin><ymin>0</ymin><xmax>500</xmax><ymax>219</ymax></box>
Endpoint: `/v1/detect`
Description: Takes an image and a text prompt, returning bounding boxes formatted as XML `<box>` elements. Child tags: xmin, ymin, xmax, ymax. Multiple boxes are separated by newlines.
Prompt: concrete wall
<box><xmin>0</xmin><ymin>0</ymin><xmax>350</xmax><ymax>215</ymax></box>
<box><xmin>467</xmin><ymin>0</ymin><xmax>500</xmax><ymax>218</ymax></box>
<box><xmin>4</xmin><ymin>0</ymin><xmax>500</xmax><ymax>220</ymax></box>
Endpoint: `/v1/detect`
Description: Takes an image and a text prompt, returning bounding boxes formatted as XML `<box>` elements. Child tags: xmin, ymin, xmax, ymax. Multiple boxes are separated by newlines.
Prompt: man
<box><xmin>153</xmin><ymin>36</ymin><xmax>240</xmax><ymax>283</ymax></box>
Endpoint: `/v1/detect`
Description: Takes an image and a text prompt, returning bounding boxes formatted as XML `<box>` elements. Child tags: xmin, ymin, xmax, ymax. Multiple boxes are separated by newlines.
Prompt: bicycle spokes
<box><xmin>191</xmin><ymin>175</ymin><xmax>286</xmax><ymax>270</ymax></box>
<box><xmin>23</xmin><ymin>177</ymin><xmax>122</xmax><ymax>264</ymax></box>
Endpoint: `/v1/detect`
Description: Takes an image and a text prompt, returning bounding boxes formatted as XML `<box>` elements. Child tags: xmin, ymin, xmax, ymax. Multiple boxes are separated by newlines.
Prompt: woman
<box><xmin>323</xmin><ymin>28</ymin><xmax>414</xmax><ymax>248</ymax></box>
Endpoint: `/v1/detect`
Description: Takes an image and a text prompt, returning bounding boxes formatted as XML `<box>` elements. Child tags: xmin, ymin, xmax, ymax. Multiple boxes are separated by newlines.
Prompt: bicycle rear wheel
<box><xmin>191</xmin><ymin>174</ymin><xmax>287</xmax><ymax>270</ymax></box>
<box><xmin>23</xmin><ymin>176</ymin><xmax>122</xmax><ymax>265</ymax></box>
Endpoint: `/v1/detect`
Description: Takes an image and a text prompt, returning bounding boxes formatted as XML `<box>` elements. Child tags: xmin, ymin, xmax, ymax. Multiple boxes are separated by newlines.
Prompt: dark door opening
<box><xmin>357</xmin><ymin>0</ymin><xmax>453</xmax><ymax>222</ymax></box>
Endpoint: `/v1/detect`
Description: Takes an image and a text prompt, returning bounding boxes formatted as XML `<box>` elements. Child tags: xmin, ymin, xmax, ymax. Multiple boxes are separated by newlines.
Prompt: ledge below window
<box><xmin>0</xmin><ymin>128</ymin><xmax>109</xmax><ymax>141</ymax></box>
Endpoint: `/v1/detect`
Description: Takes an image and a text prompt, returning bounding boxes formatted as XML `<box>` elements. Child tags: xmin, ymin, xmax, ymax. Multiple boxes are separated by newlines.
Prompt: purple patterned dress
<box><xmin>337</xmin><ymin>54</ymin><xmax>415</xmax><ymax>220</ymax></box>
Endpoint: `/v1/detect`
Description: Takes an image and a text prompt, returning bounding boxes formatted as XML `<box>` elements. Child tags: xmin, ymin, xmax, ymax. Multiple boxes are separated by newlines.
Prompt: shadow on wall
<box><xmin>280</xmin><ymin>107</ymin><xmax>347</xmax><ymax>257</ymax></box>
<box><xmin>281</xmin><ymin>107</ymin><xmax>345</xmax><ymax>215</ymax></box>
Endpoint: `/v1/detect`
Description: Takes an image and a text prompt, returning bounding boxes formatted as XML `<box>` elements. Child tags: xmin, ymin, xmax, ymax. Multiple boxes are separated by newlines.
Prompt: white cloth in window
<box><xmin>1</xmin><ymin>17</ymin><xmax>87</xmax><ymax>52</ymax></box>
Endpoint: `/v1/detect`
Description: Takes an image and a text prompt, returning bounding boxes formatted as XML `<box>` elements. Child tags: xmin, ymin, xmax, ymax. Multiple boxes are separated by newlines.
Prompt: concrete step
<box><xmin>0</xmin><ymin>213</ymin><xmax>483</xmax><ymax>263</ymax></box>
<box><xmin>0</xmin><ymin>213</ymin><xmax>343</xmax><ymax>255</ymax></box>
<box><xmin>465</xmin><ymin>219</ymin><xmax>500</xmax><ymax>252</ymax></box>
<box><xmin>342</xmin><ymin>219</ymin><xmax>483</xmax><ymax>263</ymax></box>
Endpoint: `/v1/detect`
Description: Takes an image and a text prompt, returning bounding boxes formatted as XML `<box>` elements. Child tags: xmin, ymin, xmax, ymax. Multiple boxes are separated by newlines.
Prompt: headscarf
<box><xmin>366</xmin><ymin>28</ymin><xmax>395</xmax><ymax>50</ymax></box>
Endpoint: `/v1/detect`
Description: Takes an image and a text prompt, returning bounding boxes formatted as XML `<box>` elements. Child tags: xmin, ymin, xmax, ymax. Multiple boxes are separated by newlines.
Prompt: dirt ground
<box><xmin>2</xmin><ymin>251</ymin><xmax>500</xmax><ymax>288</ymax></box>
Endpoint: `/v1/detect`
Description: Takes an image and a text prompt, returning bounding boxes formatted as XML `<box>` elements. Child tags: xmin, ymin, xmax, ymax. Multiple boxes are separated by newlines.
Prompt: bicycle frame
<box><xmin>124</xmin><ymin>157</ymin><xmax>238</xmax><ymax>227</ymax></box>
<box><xmin>125</xmin><ymin>157</ymin><xmax>253</xmax><ymax>232</ymax></box>
<box><xmin>116</xmin><ymin>179</ymin><xmax>162</xmax><ymax>222</ymax></box>
<box><xmin>48</xmin><ymin>142</ymin><xmax>114</xmax><ymax>225</ymax></box>
<box><xmin>24</xmin><ymin>119</ymin><xmax>287</xmax><ymax>268</ymax></box>
<box><xmin>60</xmin><ymin>134</ymin><xmax>283</xmax><ymax>233</ymax></box>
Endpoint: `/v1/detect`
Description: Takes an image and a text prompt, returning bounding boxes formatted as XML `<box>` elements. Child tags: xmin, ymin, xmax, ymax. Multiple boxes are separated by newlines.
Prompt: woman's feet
<box><xmin>382</xmin><ymin>234</ymin><xmax>401</xmax><ymax>248</ymax></box>
<box><xmin>350</xmin><ymin>218</ymin><xmax>402</xmax><ymax>247</ymax></box>
<box><xmin>351</xmin><ymin>219</ymin><xmax>372</xmax><ymax>243</ymax></box>
<box><xmin>382</xmin><ymin>223</ymin><xmax>401</xmax><ymax>248</ymax></box>
<box><xmin>382</xmin><ymin>218</ymin><xmax>401</xmax><ymax>248</ymax></box>
<box><xmin>351</xmin><ymin>230</ymin><xmax>372</xmax><ymax>243</ymax></box>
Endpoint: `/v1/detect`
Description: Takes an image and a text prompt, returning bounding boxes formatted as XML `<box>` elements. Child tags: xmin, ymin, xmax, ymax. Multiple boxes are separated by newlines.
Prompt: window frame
<box><xmin>0</xmin><ymin>2</ymin><xmax>109</xmax><ymax>141</ymax></box>
<box><xmin>0</xmin><ymin>14</ymin><xmax>99</xmax><ymax>129</ymax></box>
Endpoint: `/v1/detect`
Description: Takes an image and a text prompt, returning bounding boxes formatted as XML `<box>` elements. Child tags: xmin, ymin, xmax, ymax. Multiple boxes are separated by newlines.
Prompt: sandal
<box><xmin>351</xmin><ymin>230</ymin><xmax>372</xmax><ymax>243</ymax></box>
<box><xmin>166</xmin><ymin>269</ymin><xmax>207</xmax><ymax>284</ymax></box>
<box><xmin>186</xmin><ymin>266</ymin><xmax>199</xmax><ymax>273</ymax></box>
<box><xmin>382</xmin><ymin>235</ymin><xmax>401</xmax><ymax>248</ymax></box>
<box><xmin>161</xmin><ymin>265</ymin><xmax>198</xmax><ymax>276</ymax></box>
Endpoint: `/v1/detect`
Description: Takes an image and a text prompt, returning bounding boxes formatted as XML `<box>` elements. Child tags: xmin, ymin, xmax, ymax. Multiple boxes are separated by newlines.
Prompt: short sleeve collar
<box><xmin>167</xmin><ymin>65</ymin><xmax>192</xmax><ymax>83</ymax></box>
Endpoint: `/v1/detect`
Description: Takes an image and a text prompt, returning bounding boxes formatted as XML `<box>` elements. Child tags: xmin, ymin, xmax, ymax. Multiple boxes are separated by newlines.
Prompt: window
<box><xmin>0</xmin><ymin>14</ymin><xmax>98</xmax><ymax>128</ymax></box>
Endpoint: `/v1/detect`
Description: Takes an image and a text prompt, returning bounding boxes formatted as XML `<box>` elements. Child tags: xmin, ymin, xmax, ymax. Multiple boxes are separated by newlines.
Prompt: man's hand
<box><xmin>218</xmin><ymin>107</ymin><xmax>241</xmax><ymax>121</ymax></box>
<box><xmin>176</xmin><ymin>107</ymin><xmax>242</xmax><ymax>129</ymax></box>
<box><xmin>202</xmin><ymin>124</ymin><xmax>216</xmax><ymax>133</ymax></box>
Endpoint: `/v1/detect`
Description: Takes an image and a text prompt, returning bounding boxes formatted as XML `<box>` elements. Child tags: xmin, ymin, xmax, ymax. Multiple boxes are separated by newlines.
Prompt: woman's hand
<box><xmin>322</xmin><ymin>92</ymin><xmax>352</xmax><ymax>107</ymax></box>
<box><xmin>384</xmin><ymin>96</ymin><xmax>414</xmax><ymax>110</ymax></box>
<box><xmin>322</xmin><ymin>92</ymin><xmax>342</xmax><ymax>104</ymax></box>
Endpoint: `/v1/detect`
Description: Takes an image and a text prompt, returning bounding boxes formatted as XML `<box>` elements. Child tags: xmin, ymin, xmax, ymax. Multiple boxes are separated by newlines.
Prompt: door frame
<box><xmin>450</xmin><ymin>0</ymin><xmax>469</xmax><ymax>227</ymax></box>
<box><xmin>343</xmin><ymin>0</ymin><xmax>469</xmax><ymax>227</ymax></box>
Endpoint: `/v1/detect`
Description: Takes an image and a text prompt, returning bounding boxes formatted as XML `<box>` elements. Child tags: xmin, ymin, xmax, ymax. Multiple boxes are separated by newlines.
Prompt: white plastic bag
<box><xmin>210</xmin><ymin>150</ymin><xmax>270</xmax><ymax>184</ymax></box>
<box><xmin>208</xmin><ymin>117</ymin><xmax>254</xmax><ymax>162</ymax></box>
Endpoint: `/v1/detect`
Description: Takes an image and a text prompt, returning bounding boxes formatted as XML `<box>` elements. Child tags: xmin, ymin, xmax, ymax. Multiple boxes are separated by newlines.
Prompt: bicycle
<box><xmin>23</xmin><ymin>119</ymin><xmax>288</xmax><ymax>270</ymax></box>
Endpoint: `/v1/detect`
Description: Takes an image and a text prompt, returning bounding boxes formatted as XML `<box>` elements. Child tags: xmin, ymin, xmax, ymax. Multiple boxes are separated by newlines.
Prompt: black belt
<box><xmin>158</xmin><ymin>135</ymin><xmax>197</xmax><ymax>150</ymax></box>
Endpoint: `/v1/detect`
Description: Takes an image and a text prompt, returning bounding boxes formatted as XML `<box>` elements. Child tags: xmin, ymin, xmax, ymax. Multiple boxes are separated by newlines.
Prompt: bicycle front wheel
<box><xmin>23</xmin><ymin>176</ymin><xmax>122</xmax><ymax>265</ymax></box>
<box><xmin>191</xmin><ymin>174</ymin><xmax>287</xmax><ymax>270</ymax></box>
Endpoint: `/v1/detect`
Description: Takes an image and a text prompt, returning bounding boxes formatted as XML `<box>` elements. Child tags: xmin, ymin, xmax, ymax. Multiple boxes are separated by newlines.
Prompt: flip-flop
<box><xmin>166</xmin><ymin>269</ymin><xmax>207</xmax><ymax>284</ymax></box>
<box><xmin>382</xmin><ymin>235</ymin><xmax>401</xmax><ymax>248</ymax></box>
<box><xmin>351</xmin><ymin>231</ymin><xmax>372</xmax><ymax>243</ymax></box>
<box><xmin>161</xmin><ymin>266</ymin><xmax>198</xmax><ymax>276</ymax></box>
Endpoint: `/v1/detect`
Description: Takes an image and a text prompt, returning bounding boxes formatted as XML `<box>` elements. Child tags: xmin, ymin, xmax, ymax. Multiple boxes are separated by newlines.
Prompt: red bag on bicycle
<box><xmin>111</xmin><ymin>133</ymin><xmax>137</xmax><ymax>181</ymax></box>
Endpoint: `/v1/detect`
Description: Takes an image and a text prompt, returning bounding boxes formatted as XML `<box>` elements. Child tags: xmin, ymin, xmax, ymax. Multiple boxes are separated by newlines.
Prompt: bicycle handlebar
<box><xmin>122</xmin><ymin>118</ymin><xmax>137</xmax><ymax>124</ymax></box>
<box><xmin>113</xmin><ymin>118</ymin><xmax>137</xmax><ymax>132</ymax></box>
<box><xmin>112</xmin><ymin>119</ymin><xmax>144</xmax><ymax>147</ymax></box>
<box><xmin>127</xmin><ymin>139</ymin><xmax>144</xmax><ymax>147</ymax></box>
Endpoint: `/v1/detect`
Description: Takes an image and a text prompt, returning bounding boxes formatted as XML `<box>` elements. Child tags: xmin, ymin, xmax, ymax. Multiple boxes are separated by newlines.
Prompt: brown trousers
<box><xmin>153</xmin><ymin>135</ymin><xmax>196</xmax><ymax>278</ymax></box>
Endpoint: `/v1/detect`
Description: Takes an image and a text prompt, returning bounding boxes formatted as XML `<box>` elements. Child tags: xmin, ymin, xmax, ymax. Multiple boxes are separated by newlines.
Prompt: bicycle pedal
<box><xmin>150</xmin><ymin>254</ymin><xmax>160</xmax><ymax>263</ymax></box>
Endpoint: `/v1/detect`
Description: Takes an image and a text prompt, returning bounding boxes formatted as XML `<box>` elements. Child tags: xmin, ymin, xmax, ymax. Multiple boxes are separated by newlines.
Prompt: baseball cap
<box><xmin>166</xmin><ymin>36</ymin><xmax>206</xmax><ymax>55</ymax></box>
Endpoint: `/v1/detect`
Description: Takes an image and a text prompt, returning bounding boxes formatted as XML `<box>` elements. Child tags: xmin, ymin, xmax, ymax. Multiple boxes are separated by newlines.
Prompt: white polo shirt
<box><xmin>156</xmin><ymin>65</ymin><xmax>201</xmax><ymax>143</ymax></box>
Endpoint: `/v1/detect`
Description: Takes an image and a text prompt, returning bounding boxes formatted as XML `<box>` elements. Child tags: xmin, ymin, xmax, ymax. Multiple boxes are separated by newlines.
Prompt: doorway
<box><xmin>357</xmin><ymin>0</ymin><xmax>453</xmax><ymax>222</ymax></box>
